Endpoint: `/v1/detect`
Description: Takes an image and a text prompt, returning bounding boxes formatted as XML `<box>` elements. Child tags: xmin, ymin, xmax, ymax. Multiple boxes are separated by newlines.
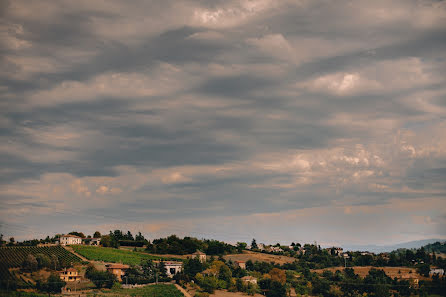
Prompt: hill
<box><xmin>71</xmin><ymin>245</ymin><xmax>181</xmax><ymax>265</ymax></box>
<box><xmin>343</xmin><ymin>238</ymin><xmax>445</xmax><ymax>253</ymax></box>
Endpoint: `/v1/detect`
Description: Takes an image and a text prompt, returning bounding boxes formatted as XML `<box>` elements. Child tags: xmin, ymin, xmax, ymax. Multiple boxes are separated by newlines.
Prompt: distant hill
<box><xmin>343</xmin><ymin>238</ymin><xmax>446</xmax><ymax>253</ymax></box>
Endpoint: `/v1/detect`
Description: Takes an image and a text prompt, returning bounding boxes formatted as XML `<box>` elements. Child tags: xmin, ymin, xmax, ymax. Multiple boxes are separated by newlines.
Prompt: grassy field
<box><xmin>312</xmin><ymin>266</ymin><xmax>430</xmax><ymax>280</ymax></box>
<box><xmin>223</xmin><ymin>250</ymin><xmax>297</xmax><ymax>265</ymax></box>
<box><xmin>72</xmin><ymin>245</ymin><xmax>181</xmax><ymax>265</ymax></box>
<box><xmin>87</xmin><ymin>284</ymin><xmax>184</xmax><ymax>296</ymax></box>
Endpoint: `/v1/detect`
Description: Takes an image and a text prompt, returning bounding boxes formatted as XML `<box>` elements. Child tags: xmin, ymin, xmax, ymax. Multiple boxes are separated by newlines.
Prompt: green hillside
<box><xmin>0</xmin><ymin>246</ymin><xmax>82</xmax><ymax>269</ymax></box>
<box><xmin>72</xmin><ymin>245</ymin><xmax>181</xmax><ymax>265</ymax></box>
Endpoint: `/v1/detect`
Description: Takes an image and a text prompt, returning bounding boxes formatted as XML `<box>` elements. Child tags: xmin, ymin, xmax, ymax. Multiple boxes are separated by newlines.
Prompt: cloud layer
<box><xmin>1</xmin><ymin>0</ymin><xmax>446</xmax><ymax>245</ymax></box>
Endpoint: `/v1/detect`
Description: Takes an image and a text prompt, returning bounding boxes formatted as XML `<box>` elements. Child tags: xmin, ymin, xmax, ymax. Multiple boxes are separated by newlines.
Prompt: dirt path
<box><xmin>62</xmin><ymin>245</ymin><xmax>90</xmax><ymax>262</ymax></box>
<box><xmin>175</xmin><ymin>284</ymin><xmax>193</xmax><ymax>297</ymax></box>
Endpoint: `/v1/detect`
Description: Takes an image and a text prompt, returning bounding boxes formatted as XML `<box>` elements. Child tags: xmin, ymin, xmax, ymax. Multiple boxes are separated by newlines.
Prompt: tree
<box><xmin>417</xmin><ymin>263</ymin><xmax>430</xmax><ymax>277</ymax></box>
<box><xmin>201</xmin><ymin>276</ymin><xmax>218</xmax><ymax>293</ymax></box>
<box><xmin>22</xmin><ymin>254</ymin><xmax>38</xmax><ymax>272</ymax></box>
<box><xmin>50</xmin><ymin>254</ymin><xmax>60</xmax><ymax>270</ymax></box>
<box><xmin>269</xmin><ymin>268</ymin><xmax>286</xmax><ymax>285</ymax></box>
<box><xmin>86</xmin><ymin>265</ymin><xmax>117</xmax><ymax>288</ymax></box>
<box><xmin>237</xmin><ymin>242</ymin><xmax>247</xmax><ymax>253</ymax></box>
<box><xmin>184</xmin><ymin>258</ymin><xmax>204</xmax><ymax>278</ymax></box>
<box><xmin>39</xmin><ymin>273</ymin><xmax>66</xmax><ymax>294</ymax></box>
<box><xmin>251</xmin><ymin>239</ymin><xmax>258</xmax><ymax>250</ymax></box>
<box><xmin>218</xmin><ymin>264</ymin><xmax>232</xmax><ymax>282</ymax></box>
<box><xmin>69</xmin><ymin>231</ymin><xmax>85</xmax><ymax>238</ymax></box>
<box><xmin>35</xmin><ymin>253</ymin><xmax>51</xmax><ymax>269</ymax></box>
<box><xmin>135</xmin><ymin>232</ymin><xmax>145</xmax><ymax>241</ymax></box>
<box><xmin>8</xmin><ymin>237</ymin><xmax>15</xmax><ymax>246</ymax></box>
<box><xmin>93</xmin><ymin>231</ymin><xmax>101</xmax><ymax>238</ymax></box>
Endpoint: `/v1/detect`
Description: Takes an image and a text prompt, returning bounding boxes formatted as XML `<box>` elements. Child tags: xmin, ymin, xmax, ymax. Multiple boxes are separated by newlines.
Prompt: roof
<box><xmin>61</xmin><ymin>234</ymin><xmax>82</xmax><ymax>238</ymax></box>
<box><xmin>66</xmin><ymin>268</ymin><xmax>77</xmax><ymax>272</ymax></box>
<box><xmin>235</xmin><ymin>261</ymin><xmax>245</xmax><ymax>263</ymax></box>
<box><xmin>106</xmin><ymin>264</ymin><xmax>130</xmax><ymax>269</ymax></box>
<box><xmin>241</xmin><ymin>276</ymin><xmax>257</xmax><ymax>280</ymax></box>
<box><xmin>193</xmin><ymin>250</ymin><xmax>206</xmax><ymax>255</ymax></box>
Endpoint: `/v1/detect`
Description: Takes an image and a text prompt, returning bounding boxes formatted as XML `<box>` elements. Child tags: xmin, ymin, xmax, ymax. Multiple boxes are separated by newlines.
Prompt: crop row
<box><xmin>71</xmin><ymin>245</ymin><xmax>177</xmax><ymax>265</ymax></box>
<box><xmin>0</xmin><ymin>246</ymin><xmax>82</xmax><ymax>268</ymax></box>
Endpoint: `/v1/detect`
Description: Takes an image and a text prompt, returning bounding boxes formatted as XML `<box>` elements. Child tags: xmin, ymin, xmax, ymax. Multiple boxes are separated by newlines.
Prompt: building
<box><xmin>106</xmin><ymin>264</ymin><xmax>130</xmax><ymax>281</ymax></box>
<box><xmin>163</xmin><ymin>261</ymin><xmax>183</xmax><ymax>277</ymax></box>
<box><xmin>192</xmin><ymin>250</ymin><xmax>206</xmax><ymax>263</ymax></box>
<box><xmin>234</xmin><ymin>261</ymin><xmax>246</xmax><ymax>269</ymax></box>
<box><xmin>59</xmin><ymin>234</ymin><xmax>82</xmax><ymax>246</ymax></box>
<box><xmin>329</xmin><ymin>247</ymin><xmax>344</xmax><ymax>256</ymax></box>
<box><xmin>59</xmin><ymin>268</ymin><xmax>81</xmax><ymax>282</ymax></box>
<box><xmin>241</xmin><ymin>276</ymin><xmax>257</xmax><ymax>284</ymax></box>
<box><xmin>83</xmin><ymin>238</ymin><xmax>101</xmax><ymax>246</ymax></box>
<box><xmin>430</xmin><ymin>268</ymin><xmax>445</xmax><ymax>276</ymax></box>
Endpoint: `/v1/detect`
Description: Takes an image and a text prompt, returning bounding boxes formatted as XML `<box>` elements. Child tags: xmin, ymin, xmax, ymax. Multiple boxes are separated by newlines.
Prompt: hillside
<box><xmin>72</xmin><ymin>245</ymin><xmax>182</xmax><ymax>265</ymax></box>
<box><xmin>0</xmin><ymin>246</ymin><xmax>82</xmax><ymax>269</ymax></box>
<box><xmin>223</xmin><ymin>250</ymin><xmax>297</xmax><ymax>265</ymax></box>
<box><xmin>343</xmin><ymin>238</ymin><xmax>446</xmax><ymax>253</ymax></box>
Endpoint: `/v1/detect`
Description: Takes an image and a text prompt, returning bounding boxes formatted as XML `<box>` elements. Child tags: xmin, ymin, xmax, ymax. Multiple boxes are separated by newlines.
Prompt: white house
<box><xmin>163</xmin><ymin>261</ymin><xmax>183</xmax><ymax>277</ymax></box>
<box><xmin>192</xmin><ymin>250</ymin><xmax>206</xmax><ymax>263</ymax></box>
<box><xmin>59</xmin><ymin>234</ymin><xmax>82</xmax><ymax>245</ymax></box>
<box><xmin>430</xmin><ymin>268</ymin><xmax>445</xmax><ymax>276</ymax></box>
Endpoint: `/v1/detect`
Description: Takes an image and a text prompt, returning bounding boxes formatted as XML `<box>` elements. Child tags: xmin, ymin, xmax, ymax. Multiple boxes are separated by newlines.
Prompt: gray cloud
<box><xmin>1</xmin><ymin>0</ymin><xmax>446</xmax><ymax>244</ymax></box>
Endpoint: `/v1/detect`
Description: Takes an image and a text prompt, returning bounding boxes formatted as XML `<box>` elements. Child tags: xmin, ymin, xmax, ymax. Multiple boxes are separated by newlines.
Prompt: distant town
<box><xmin>0</xmin><ymin>231</ymin><xmax>445</xmax><ymax>296</ymax></box>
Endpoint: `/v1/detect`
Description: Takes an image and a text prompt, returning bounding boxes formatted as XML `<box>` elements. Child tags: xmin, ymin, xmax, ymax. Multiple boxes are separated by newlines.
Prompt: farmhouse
<box><xmin>234</xmin><ymin>261</ymin><xmax>246</xmax><ymax>269</ymax></box>
<box><xmin>163</xmin><ymin>261</ymin><xmax>183</xmax><ymax>277</ymax></box>
<box><xmin>59</xmin><ymin>234</ymin><xmax>82</xmax><ymax>246</ymax></box>
<box><xmin>241</xmin><ymin>276</ymin><xmax>257</xmax><ymax>284</ymax></box>
<box><xmin>59</xmin><ymin>268</ymin><xmax>81</xmax><ymax>282</ymax></box>
<box><xmin>106</xmin><ymin>263</ymin><xmax>130</xmax><ymax>281</ymax></box>
<box><xmin>83</xmin><ymin>238</ymin><xmax>101</xmax><ymax>246</ymax></box>
<box><xmin>430</xmin><ymin>268</ymin><xmax>445</xmax><ymax>276</ymax></box>
<box><xmin>192</xmin><ymin>250</ymin><xmax>206</xmax><ymax>263</ymax></box>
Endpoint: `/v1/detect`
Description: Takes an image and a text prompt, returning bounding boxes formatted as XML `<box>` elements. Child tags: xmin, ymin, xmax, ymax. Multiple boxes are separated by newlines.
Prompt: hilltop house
<box><xmin>163</xmin><ymin>261</ymin><xmax>183</xmax><ymax>277</ymax></box>
<box><xmin>192</xmin><ymin>250</ymin><xmax>206</xmax><ymax>263</ymax></box>
<box><xmin>59</xmin><ymin>268</ymin><xmax>81</xmax><ymax>282</ymax></box>
<box><xmin>59</xmin><ymin>234</ymin><xmax>82</xmax><ymax>246</ymax></box>
<box><xmin>241</xmin><ymin>276</ymin><xmax>257</xmax><ymax>284</ymax></box>
<box><xmin>83</xmin><ymin>237</ymin><xmax>101</xmax><ymax>246</ymax></box>
<box><xmin>430</xmin><ymin>268</ymin><xmax>445</xmax><ymax>276</ymax></box>
<box><xmin>106</xmin><ymin>264</ymin><xmax>130</xmax><ymax>281</ymax></box>
<box><xmin>234</xmin><ymin>261</ymin><xmax>246</xmax><ymax>269</ymax></box>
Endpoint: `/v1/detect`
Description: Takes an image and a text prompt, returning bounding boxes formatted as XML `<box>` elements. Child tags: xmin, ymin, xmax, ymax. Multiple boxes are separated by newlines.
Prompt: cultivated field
<box><xmin>211</xmin><ymin>290</ymin><xmax>264</xmax><ymax>297</ymax></box>
<box><xmin>312</xmin><ymin>266</ymin><xmax>429</xmax><ymax>280</ymax></box>
<box><xmin>72</xmin><ymin>245</ymin><xmax>181</xmax><ymax>265</ymax></box>
<box><xmin>86</xmin><ymin>284</ymin><xmax>184</xmax><ymax>296</ymax></box>
<box><xmin>223</xmin><ymin>251</ymin><xmax>297</xmax><ymax>265</ymax></box>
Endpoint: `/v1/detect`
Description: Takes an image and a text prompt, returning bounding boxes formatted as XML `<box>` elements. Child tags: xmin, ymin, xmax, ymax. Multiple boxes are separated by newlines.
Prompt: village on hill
<box><xmin>0</xmin><ymin>232</ymin><xmax>445</xmax><ymax>296</ymax></box>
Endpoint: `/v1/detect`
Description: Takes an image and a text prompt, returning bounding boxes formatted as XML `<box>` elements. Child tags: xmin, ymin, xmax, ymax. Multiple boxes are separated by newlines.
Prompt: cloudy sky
<box><xmin>1</xmin><ymin>0</ymin><xmax>446</xmax><ymax>247</ymax></box>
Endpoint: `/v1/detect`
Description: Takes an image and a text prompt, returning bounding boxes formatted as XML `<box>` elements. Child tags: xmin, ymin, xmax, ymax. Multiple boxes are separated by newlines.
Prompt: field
<box><xmin>312</xmin><ymin>266</ymin><xmax>429</xmax><ymax>280</ymax></box>
<box><xmin>223</xmin><ymin>250</ymin><xmax>297</xmax><ymax>265</ymax></box>
<box><xmin>72</xmin><ymin>245</ymin><xmax>182</xmax><ymax>265</ymax></box>
<box><xmin>0</xmin><ymin>246</ymin><xmax>82</xmax><ymax>268</ymax></box>
<box><xmin>86</xmin><ymin>284</ymin><xmax>184</xmax><ymax>296</ymax></box>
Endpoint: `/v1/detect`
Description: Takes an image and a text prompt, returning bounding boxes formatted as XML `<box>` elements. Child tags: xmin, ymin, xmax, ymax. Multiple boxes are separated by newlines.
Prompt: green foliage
<box><xmin>0</xmin><ymin>246</ymin><xmax>81</xmax><ymax>270</ymax></box>
<box><xmin>85</xmin><ymin>266</ymin><xmax>116</xmax><ymax>288</ymax></box>
<box><xmin>199</xmin><ymin>276</ymin><xmax>218</xmax><ymax>293</ymax></box>
<box><xmin>37</xmin><ymin>273</ymin><xmax>66</xmax><ymax>294</ymax></box>
<box><xmin>72</xmin><ymin>245</ymin><xmax>173</xmax><ymax>265</ymax></box>
<box><xmin>147</xmin><ymin>234</ymin><xmax>236</xmax><ymax>255</ymax></box>
<box><xmin>184</xmin><ymin>258</ymin><xmax>205</xmax><ymax>278</ymax></box>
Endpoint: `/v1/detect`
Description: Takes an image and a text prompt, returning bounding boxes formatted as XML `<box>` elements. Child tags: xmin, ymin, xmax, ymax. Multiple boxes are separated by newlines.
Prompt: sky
<box><xmin>1</xmin><ymin>0</ymin><xmax>446</xmax><ymax>247</ymax></box>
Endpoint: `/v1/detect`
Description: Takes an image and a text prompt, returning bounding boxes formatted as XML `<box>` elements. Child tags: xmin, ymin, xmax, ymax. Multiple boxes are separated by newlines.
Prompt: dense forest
<box><xmin>145</xmin><ymin>235</ymin><xmax>237</xmax><ymax>255</ymax></box>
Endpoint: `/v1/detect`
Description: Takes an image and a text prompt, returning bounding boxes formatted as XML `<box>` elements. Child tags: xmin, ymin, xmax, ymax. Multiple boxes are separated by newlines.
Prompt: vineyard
<box><xmin>0</xmin><ymin>246</ymin><xmax>82</xmax><ymax>269</ymax></box>
<box><xmin>71</xmin><ymin>245</ymin><xmax>181</xmax><ymax>265</ymax></box>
